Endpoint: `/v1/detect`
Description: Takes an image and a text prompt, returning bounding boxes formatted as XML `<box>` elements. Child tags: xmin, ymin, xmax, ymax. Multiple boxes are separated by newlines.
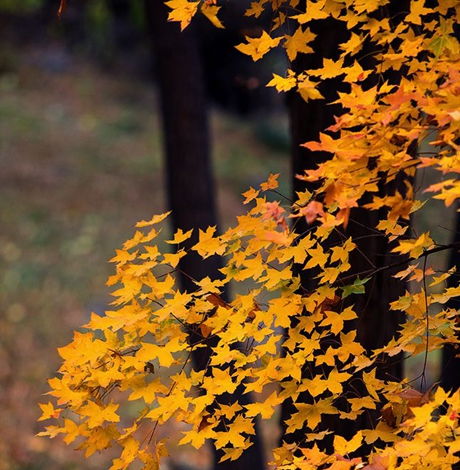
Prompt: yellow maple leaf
<box><xmin>343</xmin><ymin>61</ymin><xmax>370</xmax><ymax>83</ymax></box>
<box><xmin>326</xmin><ymin>369</ymin><xmax>352</xmax><ymax>394</ymax></box>
<box><xmin>235</xmin><ymin>31</ymin><xmax>282</xmax><ymax>61</ymax></box>
<box><xmin>298</xmin><ymin>376</ymin><xmax>329</xmax><ymax>397</ymax></box>
<box><xmin>128</xmin><ymin>378</ymin><xmax>169</xmax><ymax>404</ymax></box>
<box><xmin>320</xmin><ymin>307</ymin><xmax>357</xmax><ymax>335</ymax></box>
<box><xmin>136</xmin><ymin>341</ymin><xmax>174</xmax><ymax>367</ymax></box>
<box><xmin>112</xmin><ymin>436</ymin><xmax>140</xmax><ymax>467</ymax></box>
<box><xmin>429</xmin><ymin>268</ymin><xmax>455</xmax><ymax>287</ymax></box>
<box><xmin>297</xmin><ymin>76</ymin><xmax>324</xmax><ymax>101</ymax></box>
<box><xmin>110</xmin><ymin>248</ymin><xmax>139</xmax><ymax>265</ymax></box>
<box><xmin>78</xmin><ymin>424</ymin><xmax>119</xmax><ymax>458</ymax></box>
<box><xmin>165</xmin><ymin>228</ymin><xmax>193</xmax><ymax>244</ymax></box>
<box><xmin>330</xmin><ymin>238</ymin><xmax>355</xmax><ymax>264</ymax></box>
<box><xmin>284</xmin><ymin>27</ymin><xmax>316</xmax><ymax>61</ymax></box>
<box><xmin>340</xmin><ymin>32</ymin><xmax>364</xmax><ymax>56</ymax></box>
<box><xmin>334</xmin><ymin>431</ymin><xmax>362</xmax><ymax>456</ymax></box>
<box><xmin>62</xmin><ymin>419</ymin><xmax>82</xmax><ymax>445</ymax></box>
<box><xmin>235</xmin><ymin>252</ymin><xmax>265</xmax><ymax>281</ymax></box>
<box><xmin>136</xmin><ymin>211</ymin><xmax>171</xmax><ymax>228</ymax></box>
<box><xmin>348</xmin><ymin>395</ymin><xmax>376</xmax><ymax>413</ymax></box>
<box><xmin>308</xmin><ymin>57</ymin><xmax>345</xmax><ymax>79</ymax></box>
<box><xmin>304</xmin><ymin>244</ymin><xmax>329</xmax><ymax>269</ymax></box>
<box><xmin>200</xmin><ymin>3</ymin><xmax>224</xmax><ymax>28</ymax></box>
<box><xmin>290</xmin><ymin>0</ymin><xmax>329</xmax><ymax>23</ymax></box>
<box><xmin>203</xmin><ymin>367</ymin><xmax>237</xmax><ymax>395</ymax></box>
<box><xmin>244</xmin><ymin>391</ymin><xmax>282</xmax><ymax>419</ymax></box>
<box><xmin>261</xmin><ymin>230</ymin><xmax>292</xmax><ymax>246</ymax></box>
<box><xmin>229</xmin><ymin>413</ymin><xmax>256</xmax><ymax>435</ymax></box>
<box><xmin>405</xmin><ymin>0</ymin><xmax>432</xmax><ymax>25</ymax></box>
<box><xmin>242</xmin><ymin>186</ymin><xmax>260</xmax><ymax>204</ymax></box>
<box><xmin>269</xmin><ymin>295</ymin><xmax>302</xmax><ymax>328</ymax></box>
<box><xmin>337</xmin><ymin>331</ymin><xmax>365</xmax><ymax>362</ymax></box>
<box><xmin>79</xmin><ymin>401</ymin><xmax>120</xmax><ymax>428</ymax></box>
<box><xmin>219</xmin><ymin>442</ymin><xmax>250</xmax><ymax>462</ymax></box>
<box><xmin>267</xmin><ymin>71</ymin><xmax>297</xmax><ymax>92</ymax></box>
<box><xmin>245</xmin><ymin>0</ymin><xmax>267</xmax><ymax>18</ymax></box>
<box><xmin>165</xmin><ymin>0</ymin><xmax>200</xmax><ymax>30</ymax></box>
<box><xmin>38</xmin><ymin>402</ymin><xmax>62</xmax><ymax>421</ymax></box>
<box><xmin>123</xmin><ymin>230</ymin><xmax>145</xmax><ymax>250</ymax></box>
<box><xmin>291</xmin><ymin>234</ymin><xmax>316</xmax><ymax>263</ymax></box>
<box><xmin>217</xmin><ymin>402</ymin><xmax>242</xmax><ymax>420</ymax></box>
<box><xmin>363</xmin><ymin>368</ymin><xmax>383</xmax><ymax>401</ymax></box>
<box><xmin>195</xmin><ymin>276</ymin><xmax>225</xmax><ymax>293</ymax></box>
<box><xmin>260</xmin><ymin>172</ymin><xmax>280</xmax><ymax>190</ymax></box>
<box><xmin>286</xmin><ymin>398</ymin><xmax>337</xmax><ymax>432</ymax></box>
<box><xmin>362</xmin><ymin>422</ymin><xmax>397</xmax><ymax>444</ymax></box>
<box><xmin>214</xmin><ymin>417</ymin><xmax>254</xmax><ymax>448</ymax></box>
<box><xmin>300</xmin><ymin>443</ymin><xmax>328</xmax><ymax>465</ymax></box>
<box><xmin>193</xmin><ymin>226</ymin><xmax>225</xmax><ymax>258</ymax></box>
<box><xmin>259</xmin><ymin>265</ymin><xmax>293</xmax><ymax>289</ymax></box>
<box><xmin>162</xmin><ymin>249</ymin><xmax>186</xmax><ymax>267</ymax></box>
<box><xmin>36</xmin><ymin>424</ymin><xmax>63</xmax><ymax>439</ymax></box>
<box><xmin>392</xmin><ymin>232</ymin><xmax>434</xmax><ymax>258</ymax></box>
<box><xmin>254</xmin><ymin>334</ymin><xmax>281</xmax><ymax>355</ymax></box>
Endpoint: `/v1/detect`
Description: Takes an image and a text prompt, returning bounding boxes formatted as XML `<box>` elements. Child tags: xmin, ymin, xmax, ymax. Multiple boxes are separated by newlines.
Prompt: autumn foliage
<box><xmin>40</xmin><ymin>1</ymin><xmax>460</xmax><ymax>469</ymax></box>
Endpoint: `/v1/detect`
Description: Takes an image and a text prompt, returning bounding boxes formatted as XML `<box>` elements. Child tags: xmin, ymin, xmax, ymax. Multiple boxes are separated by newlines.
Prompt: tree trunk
<box><xmin>280</xmin><ymin>16</ymin><xmax>348</xmax><ymax>450</ymax></box>
<box><xmin>143</xmin><ymin>2</ymin><xmax>265</xmax><ymax>469</ymax></box>
<box><xmin>441</xmin><ymin>207</ymin><xmax>460</xmax><ymax>392</ymax></box>
<box><xmin>281</xmin><ymin>2</ymin><xmax>410</xmax><ymax>447</ymax></box>
<box><xmin>106</xmin><ymin>0</ymin><xmax>136</xmax><ymax>51</ymax></box>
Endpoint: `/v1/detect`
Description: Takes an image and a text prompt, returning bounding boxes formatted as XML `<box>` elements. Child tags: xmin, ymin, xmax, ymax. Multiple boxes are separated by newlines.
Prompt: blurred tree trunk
<box><xmin>143</xmin><ymin>2</ymin><xmax>265</xmax><ymax>469</ymax></box>
<box><xmin>143</xmin><ymin>0</ymin><xmax>221</xmax><ymax>298</ymax></box>
<box><xmin>106</xmin><ymin>0</ymin><xmax>137</xmax><ymax>51</ymax></box>
<box><xmin>441</xmin><ymin>208</ymin><xmax>460</xmax><ymax>392</ymax></box>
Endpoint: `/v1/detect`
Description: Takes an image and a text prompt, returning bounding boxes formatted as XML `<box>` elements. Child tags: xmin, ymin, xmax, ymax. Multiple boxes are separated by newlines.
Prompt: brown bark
<box><xmin>281</xmin><ymin>1</ymin><xmax>411</xmax><ymax>448</ymax></box>
<box><xmin>279</xmin><ymin>16</ymin><xmax>348</xmax><ymax>450</ymax></box>
<box><xmin>441</xmin><ymin>207</ymin><xmax>460</xmax><ymax>392</ymax></box>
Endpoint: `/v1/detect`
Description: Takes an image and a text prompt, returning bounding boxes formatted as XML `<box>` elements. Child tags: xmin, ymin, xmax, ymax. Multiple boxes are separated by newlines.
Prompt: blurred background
<box><xmin>0</xmin><ymin>1</ymin><xmax>290</xmax><ymax>468</ymax></box>
<box><xmin>0</xmin><ymin>1</ymin><xmax>456</xmax><ymax>469</ymax></box>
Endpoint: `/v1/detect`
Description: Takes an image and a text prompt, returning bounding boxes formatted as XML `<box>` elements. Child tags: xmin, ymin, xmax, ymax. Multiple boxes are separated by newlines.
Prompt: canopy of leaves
<box><xmin>40</xmin><ymin>1</ymin><xmax>460</xmax><ymax>469</ymax></box>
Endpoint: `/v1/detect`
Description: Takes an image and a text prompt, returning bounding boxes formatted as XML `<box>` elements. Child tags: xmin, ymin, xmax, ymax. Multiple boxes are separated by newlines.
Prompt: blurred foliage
<box><xmin>85</xmin><ymin>0</ymin><xmax>111</xmax><ymax>52</ymax></box>
<box><xmin>0</xmin><ymin>0</ymin><xmax>41</xmax><ymax>14</ymax></box>
<box><xmin>130</xmin><ymin>0</ymin><xmax>147</xmax><ymax>30</ymax></box>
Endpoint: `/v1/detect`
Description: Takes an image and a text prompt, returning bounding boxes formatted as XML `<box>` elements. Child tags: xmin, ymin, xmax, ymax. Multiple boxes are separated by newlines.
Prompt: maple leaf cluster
<box><xmin>40</xmin><ymin>1</ymin><xmax>460</xmax><ymax>469</ymax></box>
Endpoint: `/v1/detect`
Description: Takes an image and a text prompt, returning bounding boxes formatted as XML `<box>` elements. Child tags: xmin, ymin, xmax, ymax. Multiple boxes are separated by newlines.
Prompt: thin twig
<box><xmin>421</xmin><ymin>253</ymin><xmax>429</xmax><ymax>392</ymax></box>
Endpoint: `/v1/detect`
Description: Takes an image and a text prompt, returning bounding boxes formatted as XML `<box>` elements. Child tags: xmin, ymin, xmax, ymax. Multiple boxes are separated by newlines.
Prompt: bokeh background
<box><xmin>0</xmin><ymin>1</ymin><xmax>291</xmax><ymax>468</ymax></box>
<box><xmin>0</xmin><ymin>1</ymin><xmax>454</xmax><ymax>469</ymax></box>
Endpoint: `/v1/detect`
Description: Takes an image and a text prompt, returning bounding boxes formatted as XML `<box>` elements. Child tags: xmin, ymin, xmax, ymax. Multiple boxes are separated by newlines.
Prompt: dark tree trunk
<box><xmin>289</xmin><ymin>20</ymin><xmax>345</xmax><ymax>203</ymax></box>
<box><xmin>144</xmin><ymin>0</ymin><xmax>219</xmax><ymax>292</ymax></box>
<box><xmin>279</xmin><ymin>15</ymin><xmax>348</xmax><ymax>451</ymax></box>
<box><xmin>107</xmin><ymin>0</ymin><xmax>137</xmax><ymax>51</ymax></box>
<box><xmin>143</xmin><ymin>2</ymin><xmax>265</xmax><ymax>469</ymax></box>
<box><xmin>351</xmin><ymin>0</ymin><xmax>413</xmax><ymax>384</ymax></box>
<box><xmin>441</xmin><ymin>207</ymin><xmax>460</xmax><ymax>392</ymax></box>
<box><xmin>281</xmin><ymin>1</ymin><xmax>410</xmax><ymax>448</ymax></box>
